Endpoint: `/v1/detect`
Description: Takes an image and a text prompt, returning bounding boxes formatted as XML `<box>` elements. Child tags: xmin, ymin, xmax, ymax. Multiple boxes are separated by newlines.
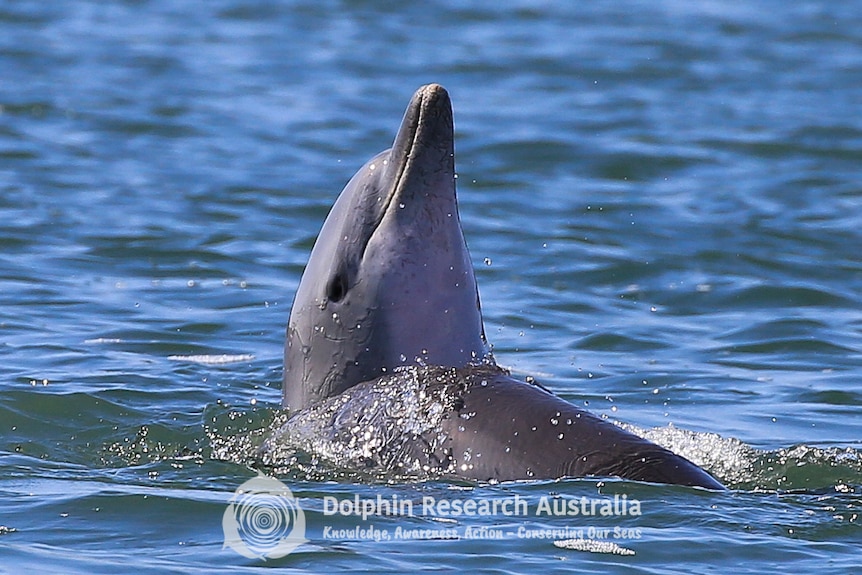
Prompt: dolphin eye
<box><xmin>326</xmin><ymin>271</ymin><xmax>348</xmax><ymax>303</ymax></box>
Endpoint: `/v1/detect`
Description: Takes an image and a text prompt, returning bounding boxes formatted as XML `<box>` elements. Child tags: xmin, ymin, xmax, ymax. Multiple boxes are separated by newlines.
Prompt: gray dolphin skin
<box><xmin>283</xmin><ymin>84</ymin><xmax>491</xmax><ymax>412</ymax></box>
<box><xmin>277</xmin><ymin>84</ymin><xmax>723</xmax><ymax>490</ymax></box>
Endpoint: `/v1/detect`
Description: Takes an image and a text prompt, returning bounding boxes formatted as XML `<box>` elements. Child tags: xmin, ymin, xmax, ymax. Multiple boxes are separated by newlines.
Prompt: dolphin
<box><xmin>282</xmin><ymin>84</ymin><xmax>491</xmax><ymax>412</ymax></box>
<box><xmin>275</xmin><ymin>84</ymin><xmax>723</xmax><ymax>490</ymax></box>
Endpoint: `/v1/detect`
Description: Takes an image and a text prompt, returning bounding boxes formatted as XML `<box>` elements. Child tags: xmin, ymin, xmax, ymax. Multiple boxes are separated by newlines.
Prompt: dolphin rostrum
<box><xmin>275</xmin><ymin>84</ymin><xmax>723</xmax><ymax>490</ymax></box>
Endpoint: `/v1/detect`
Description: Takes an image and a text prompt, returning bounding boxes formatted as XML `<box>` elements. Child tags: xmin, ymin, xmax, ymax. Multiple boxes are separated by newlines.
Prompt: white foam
<box><xmin>168</xmin><ymin>354</ymin><xmax>256</xmax><ymax>365</ymax></box>
<box><xmin>554</xmin><ymin>538</ymin><xmax>635</xmax><ymax>555</ymax></box>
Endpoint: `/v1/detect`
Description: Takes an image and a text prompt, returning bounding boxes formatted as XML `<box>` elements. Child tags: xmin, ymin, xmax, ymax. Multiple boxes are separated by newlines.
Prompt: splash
<box><xmin>102</xmin><ymin>424</ymin><xmax>206</xmax><ymax>468</ymax></box>
<box><xmin>620</xmin><ymin>422</ymin><xmax>862</xmax><ymax>491</ymax></box>
<box><xmin>258</xmin><ymin>365</ymin><xmax>475</xmax><ymax>479</ymax></box>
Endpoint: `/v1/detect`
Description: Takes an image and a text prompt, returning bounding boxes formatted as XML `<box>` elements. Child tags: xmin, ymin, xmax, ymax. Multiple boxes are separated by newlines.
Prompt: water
<box><xmin>2</xmin><ymin>0</ymin><xmax>861</xmax><ymax>572</ymax></box>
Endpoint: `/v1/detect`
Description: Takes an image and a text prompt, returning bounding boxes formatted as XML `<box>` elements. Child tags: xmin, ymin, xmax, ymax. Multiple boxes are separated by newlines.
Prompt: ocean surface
<box><xmin>2</xmin><ymin>1</ymin><xmax>861</xmax><ymax>573</ymax></box>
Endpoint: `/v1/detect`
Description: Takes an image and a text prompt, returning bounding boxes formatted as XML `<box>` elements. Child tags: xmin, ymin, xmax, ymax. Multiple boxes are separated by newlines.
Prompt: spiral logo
<box><xmin>223</xmin><ymin>473</ymin><xmax>307</xmax><ymax>559</ymax></box>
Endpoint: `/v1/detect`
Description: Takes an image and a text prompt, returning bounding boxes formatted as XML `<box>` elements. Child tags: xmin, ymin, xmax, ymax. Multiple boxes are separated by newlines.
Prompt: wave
<box><xmin>622</xmin><ymin>422</ymin><xmax>862</xmax><ymax>492</ymax></box>
<box><xmin>204</xmin><ymin>401</ymin><xmax>862</xmax><ymax>493</ymax></box>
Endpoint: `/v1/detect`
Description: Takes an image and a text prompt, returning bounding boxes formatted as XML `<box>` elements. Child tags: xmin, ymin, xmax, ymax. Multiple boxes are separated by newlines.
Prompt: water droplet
<box><xmin>557</xmin><ymin>433</ymin><xmax>564</xmax><ymax>440</ymax></box>
<box><xmin>484</xmin><ymin>257</ymin><xmax>492</xmax><ymax>266</ymax></box>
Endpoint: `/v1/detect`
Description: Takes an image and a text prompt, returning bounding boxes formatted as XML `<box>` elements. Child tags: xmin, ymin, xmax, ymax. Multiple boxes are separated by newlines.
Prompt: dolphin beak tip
<box><xmin>408</xmin><ymin>83</ymin><xmax>452</xmax><ymax>120</ymax></box>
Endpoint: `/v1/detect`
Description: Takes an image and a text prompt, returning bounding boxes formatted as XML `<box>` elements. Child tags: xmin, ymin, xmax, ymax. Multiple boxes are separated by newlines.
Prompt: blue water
<box><xmin>2</xmin><ymin>1</ymin><xmax>861</xmax><ymax>572</ymax></box>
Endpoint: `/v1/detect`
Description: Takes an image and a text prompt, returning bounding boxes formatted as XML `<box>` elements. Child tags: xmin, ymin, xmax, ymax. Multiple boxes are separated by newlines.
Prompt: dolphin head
<box><xmin>283</xmin><ymin>84</ymin><xmax>492</xmax><ymax>411</ymax></box>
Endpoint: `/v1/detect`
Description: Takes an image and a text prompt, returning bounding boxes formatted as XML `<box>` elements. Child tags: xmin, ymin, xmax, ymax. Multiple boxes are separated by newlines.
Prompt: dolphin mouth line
<box><xmin>374</xmin><ymin>84</ymin><xmax>446</xmax><ymax>241</ymax></box>
<box><xmin>384</xmin><ymin>93</ymin><xmax>425</xmax><ymax>216</ymax></box>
